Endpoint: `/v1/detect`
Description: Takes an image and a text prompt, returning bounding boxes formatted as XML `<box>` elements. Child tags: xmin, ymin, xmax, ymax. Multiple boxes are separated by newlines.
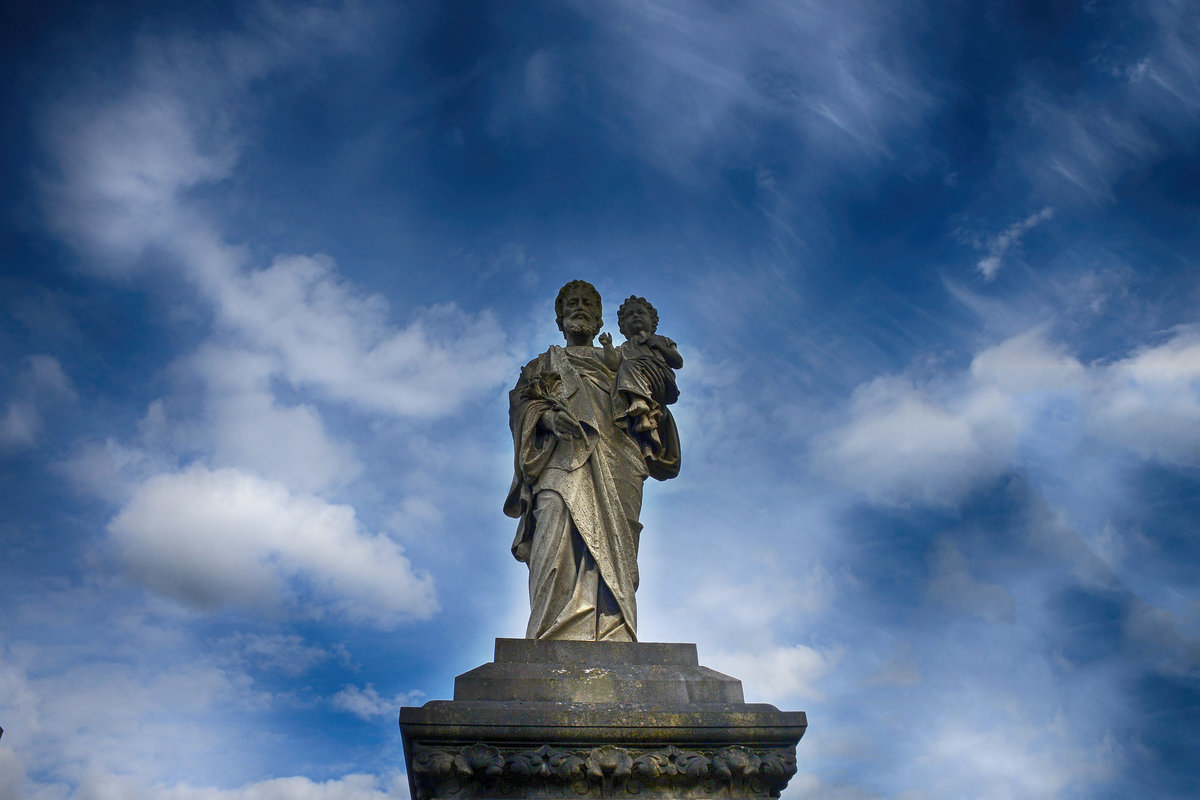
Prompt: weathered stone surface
<box><xmin>405</xmin><ymin>741</ymin><xmax>799</xmax><ymax>799</ymax></box>
<box><xmin>494</xmin><ymin>638</ymin><xmax>698</xmax><ymax>665</ymax></box>
<box><xmin>505</xmin><ymin>282</ymin><xmax>683</xmax><ymax>641</ymax></box>
<box><xmin>400</xmin><ymin>640</ymin><xmax>807</xmax><ymax>800</ymax></box>
<box><xmin>454</xmin><ymin>640</ymin><xmax>743</xmax><ymax>704</ymax></box>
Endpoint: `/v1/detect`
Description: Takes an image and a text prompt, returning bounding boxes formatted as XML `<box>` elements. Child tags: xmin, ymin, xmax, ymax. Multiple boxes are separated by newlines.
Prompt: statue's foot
<box><xmin>626</xmin><ymin>397</ymin><xmax>651</xmax><ymax>415</ymax></box>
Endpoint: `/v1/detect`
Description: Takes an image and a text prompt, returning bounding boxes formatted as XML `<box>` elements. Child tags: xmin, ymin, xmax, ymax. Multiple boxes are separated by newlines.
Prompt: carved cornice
<box><xmin>410</xmin><ymin>742</ymin><xmax>798</xmax><ymax>799</ymax></box>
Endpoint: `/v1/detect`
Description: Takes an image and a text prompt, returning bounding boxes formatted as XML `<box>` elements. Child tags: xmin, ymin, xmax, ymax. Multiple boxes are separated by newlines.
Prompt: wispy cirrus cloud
<box><xmin>973</xmin><ymin>207</ymin><xmax>1054</xmax><ymax>280</ymax></box>
<box><xmin>997</xmin><ymin>0</ymin><xmax>1200</xmax><ymax>207</ymax></box>
<box><xmin>519</xmin><ymin>0</ymin><xmax>939</xmax><ymax>179</ymax></box>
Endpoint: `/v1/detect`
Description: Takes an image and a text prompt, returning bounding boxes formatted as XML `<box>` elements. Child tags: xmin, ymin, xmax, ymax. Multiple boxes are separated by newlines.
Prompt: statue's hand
<box><xmin>544</xmin><ymin>409</ymin><xmax>585</xmax><ymax>440</ymax></box>
<box><xmin>598</xmin><ymin>332</ymin><xmax>613</xmax><ymax>348</ymax></box>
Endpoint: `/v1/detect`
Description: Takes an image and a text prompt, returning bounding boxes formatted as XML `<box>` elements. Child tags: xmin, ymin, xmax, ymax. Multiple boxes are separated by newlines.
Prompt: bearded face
<box><xmin>559</xmin><ymin>289</ymin><xmax>601</xmax><ymax>340</ymax></box>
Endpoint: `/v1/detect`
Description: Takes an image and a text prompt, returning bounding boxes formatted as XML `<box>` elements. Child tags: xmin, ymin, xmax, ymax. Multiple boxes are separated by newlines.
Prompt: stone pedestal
<box><xmin>400</xmin><ymin>639</ymin><xmax>807</xmax><ymax>799</ymax></box>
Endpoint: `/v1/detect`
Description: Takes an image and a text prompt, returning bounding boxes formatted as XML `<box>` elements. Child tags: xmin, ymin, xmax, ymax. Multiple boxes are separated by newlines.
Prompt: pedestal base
<box><xmin>400</xmin><ymin>639</ymin><xmax>807</xmax><ymax>800</ymax></box>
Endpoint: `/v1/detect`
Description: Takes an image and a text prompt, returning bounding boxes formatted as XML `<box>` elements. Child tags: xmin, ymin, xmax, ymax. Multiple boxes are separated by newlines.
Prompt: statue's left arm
<box><xmin>504</xmin><ymin>362</ymin><xmax>558</xmax><ymax>561</ymax></box>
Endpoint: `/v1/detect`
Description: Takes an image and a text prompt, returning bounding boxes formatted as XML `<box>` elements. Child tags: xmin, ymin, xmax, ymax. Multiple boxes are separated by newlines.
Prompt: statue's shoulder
<box><xmin>515</xmin><ymin>347</ymin><xmax>558</xmax><ymax>388</ymax></box>
<box><xmin>521</xmin><ymin>346</ymin><xmax>559</xmax><ymax>372</ymax></box>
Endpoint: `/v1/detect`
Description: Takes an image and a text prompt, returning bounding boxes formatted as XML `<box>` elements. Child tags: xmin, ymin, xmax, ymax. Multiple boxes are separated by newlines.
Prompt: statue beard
<box><xmin>563</xmin><ymin>314</ymin><xmax>599</xmax><ymax>339</ymax></box>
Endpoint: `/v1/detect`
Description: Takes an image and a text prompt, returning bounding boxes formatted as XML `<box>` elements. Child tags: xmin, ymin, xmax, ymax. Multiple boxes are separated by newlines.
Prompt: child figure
<box><xmin>600</xmin><ymin>295</ymin><xmax>683</xmax><ymax>457</ymax></box>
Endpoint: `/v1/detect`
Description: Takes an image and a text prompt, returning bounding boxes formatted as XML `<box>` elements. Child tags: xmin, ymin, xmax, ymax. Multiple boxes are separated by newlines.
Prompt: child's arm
<box><xmin>598</xmin><ymin>332</ymin><xmax>621</xmax><ymax>370</ymax></box>
<box><xmin>650</xmin><ymin>334</ymin><xmax>683</xmax><ymax>369</ymax></box>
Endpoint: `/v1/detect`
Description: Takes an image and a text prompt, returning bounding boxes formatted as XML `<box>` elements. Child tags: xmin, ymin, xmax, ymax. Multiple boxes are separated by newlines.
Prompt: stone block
<box><xmin>400</xmin><ymin>639</ymin><xmax>807</xmax><ymax>800</ymax></box>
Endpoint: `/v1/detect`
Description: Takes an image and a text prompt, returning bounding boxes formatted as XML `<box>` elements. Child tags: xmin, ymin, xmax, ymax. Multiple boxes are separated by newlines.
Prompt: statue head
<box><xmin>555</xmin><ymin>280</ymin><xmax>603</xmax><ymax>341</ymax></box>
<box><xmin>617</xmin><ymin>295</ymin><xmax>659</xmax><ymax>338</ymax></box>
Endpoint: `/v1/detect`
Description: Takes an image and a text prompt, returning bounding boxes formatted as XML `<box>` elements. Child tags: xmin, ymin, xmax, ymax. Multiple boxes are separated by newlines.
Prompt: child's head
<box><xmin>617</xmin><ymin>295</ymin><xmax>659</xmax><ymax>338</ymax></box>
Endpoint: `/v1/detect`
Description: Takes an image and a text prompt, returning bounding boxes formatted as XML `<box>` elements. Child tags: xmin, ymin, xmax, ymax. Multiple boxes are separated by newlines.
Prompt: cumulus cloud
<box><xmin>974</xmin><ymin>208</ymin><xmax>1054</xmax><ymax>280</ymax></box>
<box><xmin>968</xmin><ymin>327</ymin><xmax>1084</xmax><ymax>392</ymax></box>
<box><xmin>56</xmin><ymin>438</ymin><xmax>163</xmax><ymax>504</ymax></box>
<box><xmin>107</xmin><ymin>465</ymin><xmax>437</xmax><ymax>626</ymax></box>
<box><xmin>331</xmin><ymin>683</ymin><xmax>424</xmax><ymax>721</ymax></box>
<box><xmin>190</xmin><ymin>345</ymin><xmax>362</xmax><ymax>492</ymax></box>
<box><xmin>1087</xmin><ymin>325</ymin><xmax>1200</xmax><ymax>464</ymax></box>
<box><xmin>814</xmin><ymin>373</ymin><xmax>1020</xmax><ymax>506</ymax></box>
<box><xmin>204</xmin><ymin>254</ymin><xmax>512</xmax><ymax>418</ymax></box>
<box><xmin>816</xmin><ymin>325</ymin><xmax>1200</xmax><ymax>506</ymax></box>
<box><xmin>39</xmin><ymin>90</ymin><xmax>235</xmax><ymax>269</ymax></box>
<box><xmin>712</xmin><ymin>643</ymin><xmax>837</xmax><ymax>704</ymax></box>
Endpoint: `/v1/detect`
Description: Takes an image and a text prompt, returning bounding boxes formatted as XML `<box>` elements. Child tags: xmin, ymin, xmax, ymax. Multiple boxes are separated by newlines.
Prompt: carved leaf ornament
<box><xmin>410</xmin><ymin>742</ymin><xmax>797</xmax><ymax>799</ymax></box>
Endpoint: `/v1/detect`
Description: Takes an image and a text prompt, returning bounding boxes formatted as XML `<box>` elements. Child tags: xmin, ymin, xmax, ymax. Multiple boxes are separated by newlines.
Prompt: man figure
<box><xmin>504</xmin><ymin>280</ymin><xmax>681</xmax><ymax>640</ymax></box>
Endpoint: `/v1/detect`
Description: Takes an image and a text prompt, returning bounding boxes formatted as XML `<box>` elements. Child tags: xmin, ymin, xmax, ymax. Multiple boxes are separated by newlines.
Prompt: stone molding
<box><xmin>409</xmin><ymin>741</ymin><xmax>798</xmax><ymax>799</ymax></box>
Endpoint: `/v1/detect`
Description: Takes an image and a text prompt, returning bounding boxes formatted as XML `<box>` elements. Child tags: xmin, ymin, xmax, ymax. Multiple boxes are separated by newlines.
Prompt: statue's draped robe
<box><xmin>504</xmin><ymin>345</ymin><xmax>680</xmax><ymax>640</ymax></box>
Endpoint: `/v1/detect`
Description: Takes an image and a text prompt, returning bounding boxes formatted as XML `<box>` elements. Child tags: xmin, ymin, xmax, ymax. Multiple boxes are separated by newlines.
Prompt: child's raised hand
<box><xmin>599</xmin><ymin>332</ymin><xmax>613</xmax><ymax>348</ymax></box>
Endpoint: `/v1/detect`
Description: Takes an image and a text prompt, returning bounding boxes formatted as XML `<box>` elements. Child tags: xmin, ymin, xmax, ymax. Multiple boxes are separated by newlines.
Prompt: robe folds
<box><xmin>504</xmin><ymin>344</ymin><xmax>680</xmax><ymax>640</ymax></box>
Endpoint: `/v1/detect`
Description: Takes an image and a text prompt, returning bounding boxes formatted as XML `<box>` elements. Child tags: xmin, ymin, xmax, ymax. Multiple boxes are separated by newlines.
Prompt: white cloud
<box><xmin>0</xmin><ymin>644</ymin><xmax>252</xmax><ymax>793</ymax></box>
<box><xmin>974</xmin><ymin>208</ymin><xmax>1054</xmax><ymax>280</ymax></box>
<box><xmin>203</xmin><ymin>255</ymin><xmax>513</xmax><ymax>418</ymax></box>
<box><xmin>331</xmin><ymin>683</ymin><xmax>424</xmax><ymax>721</ymax></box>
<box><xmin>915</xmin><ymin>716</ymin><xmax>1117</xmax><ymax>800</ymax></box>
<box><xmin>190</xmin><ymin>345</ymin><xmax>362</xmax><ymax>492</ymax></box>
<box><xmin>0</xmin><ymin>749</ymin><xmax>27</xmax><ymax>800</ymax></box>
<box><xmin>0</xmin><ymin>587</ymin><xmax>406</xmax><ymax>800</ymax></box>
<box><xmin>0</xmin><ymin>355</ymin><xmax>76</xmax><ymax>450</ymax></box>
<box><xmin>12</xmin><ymin>771</ymin><xmax>408</xmax><ymax>800</ymax></box>
<box><xmin>38</xmin><ymin>5</ymin><xmax>513</xmax><ymax>424</ymax></box>
<box><xmin>1087</xmin><ymin>326</ymin><xmax>1200</xmax><ymax>464</ymax></box>
<box><xmin>816</xmin><ymin>325</ymin><xmax>1199</xmax><ymax>506</ymax></box>
<box><xmin>814</xmin><ymin>374</ymin><xmax>1020</xmax><ymax>506</ymax></box>
<box><xmin>39</xmin><ymin>91</ymin><xmax>234</xmax><ymax>269</ymax></box>
<box><xmin>108</xmin><ymin>465</ymin><xmax>437</xmax><ymax>626</ymax></box>
<box><xmin>785</xmin><ymin>773</ymin><xmax>883</xmax><ymax>800</ymax></box>
<box><xmin>56</xmin><ymin>439</ymin><xmax>162</xmax><ymax>504</ymax></box>
<box><xmin>969</xmin><ymin>327</ymin><xmax>1084</xmax><ymax>392</ymax></box>
<box><xmin>711</xmin><ymin>643</ymin><xmax>837</xmax><ymax>705</ymax></box>
<box><xmin>36</xmin><ymin>1</ymin><xmax>380</xmax><ymax>273</ymax></box>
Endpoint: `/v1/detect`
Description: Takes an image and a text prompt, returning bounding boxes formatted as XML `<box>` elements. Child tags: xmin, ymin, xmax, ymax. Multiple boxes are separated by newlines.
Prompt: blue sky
<box><xmin>1</xmin><ymin>1</ymin><xmax>1198</xmax><ymax>798</ymax></box>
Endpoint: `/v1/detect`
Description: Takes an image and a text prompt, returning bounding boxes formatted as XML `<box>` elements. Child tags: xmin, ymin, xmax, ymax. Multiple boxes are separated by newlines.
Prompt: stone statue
<box><xmin>504</xmin><ymin>281</ymin><xmax>681</xmax><ymax>641</ymax></box>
